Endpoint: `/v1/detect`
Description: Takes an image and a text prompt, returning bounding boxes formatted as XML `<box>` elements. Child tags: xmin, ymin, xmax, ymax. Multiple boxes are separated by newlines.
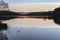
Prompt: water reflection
<box><xmin>0</xmin><ymin>23</ymin><xmax>8</xmax><ymax>40</ymax></box>
<box><xmin>2</xmin><ymin>19</ymin><xmax>60</xmax><ymax>40</ymax></box>
<box><xmin>0</xmin><ymin>32</ymin><xmax>8</xmax><ymax>40</ymax></box>
<box><xmin>0</xmin><ymin>23</ymin><xmax>8</xmax><ymax>30</ymax></box>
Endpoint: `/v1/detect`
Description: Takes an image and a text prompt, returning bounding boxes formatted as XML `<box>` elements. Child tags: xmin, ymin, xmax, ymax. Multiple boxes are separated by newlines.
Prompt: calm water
<box><xmin>1</xmin><ymin>18</ymin><xmax>60</xmax><ymax>40</ymax></box>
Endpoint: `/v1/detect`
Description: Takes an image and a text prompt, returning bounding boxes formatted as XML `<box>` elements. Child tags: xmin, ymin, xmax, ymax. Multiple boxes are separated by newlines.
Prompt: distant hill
<box><xmin>0</xmin><ymin>11</ymin><xmax>23</xmax><ymax>20</ymax></box>
<box><xmin>26</xmin><ymin>11</ymin><xmax>54</xmax><ymax>16</ymax></box>
<box><xmin>0</xmin><ymin>11</ymin><xmax>22</xmax><ymax>15</ymax></box>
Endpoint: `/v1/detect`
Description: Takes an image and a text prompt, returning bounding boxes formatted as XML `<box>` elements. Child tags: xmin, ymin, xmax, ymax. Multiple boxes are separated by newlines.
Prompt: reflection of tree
<box><xmin>0</xmin><ymin>23</ymin><xmax>8</xmax><ymax>40</ymax></box>
<box><xmin>0</xmin><ymin>32</ymin><xmax>8</xmax><ymax>40</ymax></box>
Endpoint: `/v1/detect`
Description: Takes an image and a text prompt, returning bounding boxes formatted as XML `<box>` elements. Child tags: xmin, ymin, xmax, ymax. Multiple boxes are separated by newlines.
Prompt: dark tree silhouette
<box><xmin>54</xmin><ymin>7</ymin><xmax>60</xmax><ymax>24</ymax></box>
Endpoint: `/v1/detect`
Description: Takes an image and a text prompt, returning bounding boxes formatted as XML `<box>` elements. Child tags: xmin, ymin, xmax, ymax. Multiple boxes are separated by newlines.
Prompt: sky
<box><xmin>3</xmin><ymin>0</ymin><xmax>60</xmax><ymax>12</ymax></box>
<box><xmin>4</xmin><ymin>0</ymin><xmax>60</xmax><ymax>3</ymax></box>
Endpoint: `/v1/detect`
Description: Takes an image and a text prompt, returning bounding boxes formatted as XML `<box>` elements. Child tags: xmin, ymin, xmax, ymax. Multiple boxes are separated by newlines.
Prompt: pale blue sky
<box><xmin>3</xmin><ymin>0</ymin><xmax>60</xmax><ymax>3</ymax></box>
